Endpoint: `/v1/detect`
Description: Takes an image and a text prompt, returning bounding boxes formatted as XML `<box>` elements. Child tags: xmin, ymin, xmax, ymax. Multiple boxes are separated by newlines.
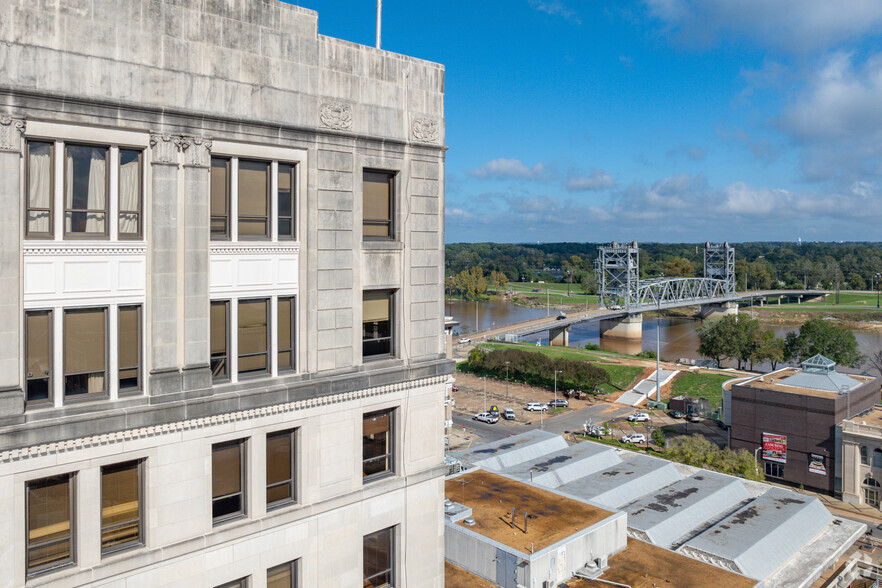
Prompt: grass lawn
<box><xmin>494</xmin><ymin>282</ymin><xmax>600</xmax><ymax>306</ymax></box>
<box><xmin>670</xmin><ymin>372</ymin><xmax>734</xmax><ymax>409</ymax></box>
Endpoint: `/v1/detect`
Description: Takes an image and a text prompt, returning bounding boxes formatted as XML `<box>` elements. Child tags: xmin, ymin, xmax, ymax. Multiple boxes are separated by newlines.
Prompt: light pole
<box><xmin>656</xmin><ymin>289</ymin><xmax>662</xmax><ymax>402</ymax></box>
<box><xmin>554</xmin><ymin>370</ymin><xmax>562</xmax><ymax>409</ymax></box>
<box><xmin>505</xmin><ymin>361</ymin><xmax>510</xmax><ymax>399</ymax></box>
<box><xmin>875</xmin><ymin>273</ymin><xmax>881</xmax><ymax>308</ymax></box>
<box><xmin>483</xmin><ymin>376</ymin><xmax>486</xmax><ymax>414</ymax></box>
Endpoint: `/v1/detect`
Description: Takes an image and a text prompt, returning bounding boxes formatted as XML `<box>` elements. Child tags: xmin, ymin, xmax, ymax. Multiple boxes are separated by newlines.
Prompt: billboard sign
<box><xmin>809</xmin><ymin>454</ymin><xmax>827</xmax><ymax>476</ymax></box>
<box><xmin>762</xmin><ymin>433</ymin><xmax>787</xmax><ymax>463</ymax></box>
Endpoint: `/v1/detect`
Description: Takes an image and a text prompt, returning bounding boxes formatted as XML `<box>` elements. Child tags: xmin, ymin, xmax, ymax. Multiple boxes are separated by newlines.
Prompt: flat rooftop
<box><xmin>740</xmin><ymin>368</ymin><xmax>873</xmax><ymax>399</ymax></box>
<box><xmin>561</xmin><ymin>539</ymin><xmax>756</xmax><ymax>588</ymax></box>
<box><xmin>444</xmin><ymin>562</ymin><xmax>497</xmax><ymax>588</ymax></box>
<box><xmin>445</xmin><ymin>470</ymin><xmax>613</xmax><ymax>553</ymax></box>
<box><xmin>847</xmin><ymin>406</ymin><xmax>882</xmax><ymax>428</ymax></box>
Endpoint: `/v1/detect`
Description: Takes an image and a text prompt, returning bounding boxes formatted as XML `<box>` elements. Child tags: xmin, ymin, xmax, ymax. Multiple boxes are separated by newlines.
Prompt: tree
<box><xmin>663</xmin><ymin>257</ymin><xmax>695</xmax><ymax>278</ymax></box>
<box><xmin>784</xmin><ymin>318</ymin><xmax>865</xmax><ymax>367</ymax></box>
<box><xmin>580</xmin><ymin>271</ymin><xmax>597</xmax><ymax>295</ymax></box>
<box><xmin>450</xmin><ymin>266</ymin><xmax>488</xmax><ymax>300</ymax></box>
<box><xmin>866</xmin><ymin>349</ymin><xmax>882</xmax><ymax>376</ymax></box>
<box><xmin>697</xmin><ymin>316</ymin><xmax>734</xmax><ymax>367</ymax></box>
<box><xmin>666</xmin><ymin>435</ymin><xmax>764</xmax><ymax>481</ymax></box>
<box><xmin>489</xmin><ymin>270</ymin><xmax>508</xmax><ymax>291</ymax></box>
<box><xmin>751</xmin><ymin>330</ymin><xmax>787</xmax><ymax>371</ymax></box>
<box><xmin>727</xmin><ymin>316</ymin><xmax>760</xmax><ymax>370</ymax></box>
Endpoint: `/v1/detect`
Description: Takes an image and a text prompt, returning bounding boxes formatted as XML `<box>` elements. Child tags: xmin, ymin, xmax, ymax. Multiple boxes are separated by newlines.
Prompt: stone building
<box><xmin>839</xmin><ymin>406</ymin><xmax>882</xmax><ymax>508</ymax></box>
<box><xmin>0</xmin><ymin>0</ymin><xmax>450</xmax><ymax>586</ymax></box>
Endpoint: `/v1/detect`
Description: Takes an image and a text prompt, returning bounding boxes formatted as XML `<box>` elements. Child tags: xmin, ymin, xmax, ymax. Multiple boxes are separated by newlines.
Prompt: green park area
<box><xmin>669</xmin><ymin>372</ymin><xmax>734</xmax><ymax>409</ymax></box>
<box><xmin>497</xmin><ymin>282</ymin><xmax>599</xmax><ymax>307</ymax></box>
<box><xmin>757</xmin><ymin>292</ymin><xmax>882</xmax><ymax>313</ymax></box>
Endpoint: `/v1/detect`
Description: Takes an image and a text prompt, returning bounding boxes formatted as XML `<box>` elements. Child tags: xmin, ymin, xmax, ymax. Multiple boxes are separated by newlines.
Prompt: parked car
<box><xmin>621</xmin><ymin>433</ymin><xmax>646</xmax><ymax>444</ymax></box>
<box><xmin>556</xmin><ymin>314</ymin><xmax>567</xmax><ymax>320</ymax></box>
<box><xmin>489</xmin><ymin>406</ymin><xmax>499</xmax><ymax>417</ymax></box>
<box><xmin>549</xmin><ymin>398</ymin><xmax>569</xmax><ymax>408</ymax></box>
<box><xmin>525</xmin><ymin>402</ymin><xmax>548</xmax><ymax>412</ymax></box>
<box><xmin>686</xmin><ymin>413</ymin><xmax>701</xmax><ymax>423</ymax></box>
<box><xmin>473</xmin><ymin>412</ymin><xmax>498</xmax><ymax>424</ymax></box>
<box><xmin>458</xmin><ymin>337</ymin><xmax>471</xmax><ymax>344</ymax></box>
<box><xmin>609</xmin><ymin>305</ymin><xmax>624</xmax><ymax>310</ymax></box>
<box><xmin>502</xmin><ymin>408</ymin><xmax>516</xmax><ymax>420</ymax></box>
<box><xmin>628</xmin><ymin>412</ymin><xmax>650</xmax><ymax>422</ymax></box>
<box><xmin>668</xmin><ymin>410</ymin><xmax>684</xmax><ymax>419</ymax></box>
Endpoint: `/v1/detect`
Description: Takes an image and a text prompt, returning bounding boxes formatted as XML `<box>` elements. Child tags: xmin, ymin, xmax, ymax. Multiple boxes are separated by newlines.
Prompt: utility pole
<box><xmin>656</xmin><ymin>294</ymin><xmax>661</xmax><ymax>403</ymax></box>
<box><xmin>554</xmin><ymin>370</ymin><xmax>562</xmax><ymax>409</ymax></box>
<box><xmin>375</xmin><ymin>0</ymin><xmax>382</xmax><ymax>49</ymax></box>
<box><xmin>483</xmin><ymin>377</ymin><xmax>486</xmax><ymax>413</ymax></box>
<box><xmin>505</xmin><ymin>361</ymin><xmax>510</xmax><ymax>399</ymax></box>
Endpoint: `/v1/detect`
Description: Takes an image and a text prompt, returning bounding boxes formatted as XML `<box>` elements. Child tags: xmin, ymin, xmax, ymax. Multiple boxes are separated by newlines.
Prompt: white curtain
<box><xmin>88</xmin><ymin>374</ymin><xmax>105</xmax><ymax>394</ymax></box>
<box><xmin>65</xmin><ymin>147</ymin><xmax>106</xmax><ymax>234</ymax></box>
<box><xmin>118</xmin><ymin>157</ymin><xmax>140</xmax><ymax>234</ymax></box>
<box><xmin>28</xmin><ymin>146</ymin><xmax>51</xmax><ymax>233</ymax></box>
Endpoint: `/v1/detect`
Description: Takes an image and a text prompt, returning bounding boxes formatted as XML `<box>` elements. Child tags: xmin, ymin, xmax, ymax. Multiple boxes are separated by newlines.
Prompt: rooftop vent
<box><xmin>463</xmin><ymin>517</ymin><xmax>476</xmax><ymax>526</ymax></box>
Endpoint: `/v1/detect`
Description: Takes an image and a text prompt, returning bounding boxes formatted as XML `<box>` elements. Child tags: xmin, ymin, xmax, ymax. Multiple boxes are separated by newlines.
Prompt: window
<box><xmin>212</xmin><ymin>439</ymin><xmax>246</xmax><ymax>524</ymax></box>
<box><xmin>278</xmin><ymin>297</ymin><xmax>295</xmax><ymax>373</ymax></box>
<box><xmin>266</xmin><ymin>429</ymin><xmax>296</xmax><ymax>508</ymax></box>
<box><xmin>118</xmin><ymin>306</ymin><xmax>141</xmax><ymax>393</ymax></box>
<box><xmin>267</xmin><ymin>560</ymin><xmax>297</xmax><ymax>588</ymax></box>
<box><xmin>64</xmin><ymin>144</ymin><xmax>108</xmax><ymax>236</ymax></box>
<box><xmin>861</xmin><ymin>445</ymin><xmax>869</xmax><ymax>466</ymax></box>
<box><xmin>118</xmin><ymin>149</ymin><xmax>142</xmax><ymax>238</ymax></box>
<box><xmin>215</xmin><ymin>579</ymin><xmax>249</xmax><ymax>588</ymax></box>
<box><xmin>211</xmin><ymin>157</ymin><xmax>231</xmax><ymax>239</ymax></box>
<box><xmin>363</xmin><ymin>291</ymin><xmax>393</xmax><ymax>358</ymax></box>
<box><xmin>101</xmin><ymin>460</ymin><xmax>143</xmax><ymax>554</ymax></box>
<box><xmin>25</xmin><ymin>310</ymin><xmax>52</xmax><ymax>404</ymax></box>
<box><xmin>238</xmin><ymin>159</ymin><xmax>270</xmax><ymax>239</ymax></box>
<box><xmin>363</xmin><ymin>410</ymin><xmax>393</xmax><ymax>480</ymax></box>
<box><xmin>211</xmin><ymin>301</ymin><xmax>229</xmax><ymax>382</ymax></box>
<box><xmin>277</xmin><ymin>164</ymin><xmax>296</xmax><ymax>239</ymax></box>
<box><xmin>64</xmin><ymin>308</ymin><xmax>107</xmax><ymax>398</ymax></box>
<box><xmin>26</xmin><ymin>474</ymin><xmax>74</xmax><ymax>575</ymax></box>
<box><xmin>26</xmin><ymin>141</ymin><xmax>53</xmax><ymax>238</ymax></box>
<box><xmin>363</xmin><ymin>527</ymin><xmax>394</xmax><ymax>588</ymax></box>
<box><xmin>874</xmin><ymin>448</ymin><xmax>882</xmax><ymax>469</ymax></box>
<box><xmin>764</xmin><ymin>461</ymin><xmax>784</xmax><ymax>479</ymax></box>
<box><xmin>363</xmin><ymin>170</ymin><xmax>394</xmax><ymax>239</ymax></box>
<box><xmin>238</xmin><ymin>299</ymin><xmax>269</xmax><ymax>377</ymax></box>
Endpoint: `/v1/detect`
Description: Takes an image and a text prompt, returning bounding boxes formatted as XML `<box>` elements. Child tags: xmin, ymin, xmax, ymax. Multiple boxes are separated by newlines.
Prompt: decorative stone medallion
<box><xmin>319</xmin><ymin>102</ymin><xmax>353</xmax><ymax>130</ymax></box>
<box><xmin>0</xmin><ymin>116</ymin><xmax>26</xmax><ymax>152</ymax></box>
<box><xmin>411</xmin><ymin>117</ymin><xmax>440</xmax><ymax>143</ymax></box>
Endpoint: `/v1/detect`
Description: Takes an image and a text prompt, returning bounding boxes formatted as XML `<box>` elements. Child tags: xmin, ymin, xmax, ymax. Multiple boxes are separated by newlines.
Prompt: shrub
<box><xmin>463</xmin><ymin>347</ymin><xmax>611</xmax><ymax>392</ymax></box>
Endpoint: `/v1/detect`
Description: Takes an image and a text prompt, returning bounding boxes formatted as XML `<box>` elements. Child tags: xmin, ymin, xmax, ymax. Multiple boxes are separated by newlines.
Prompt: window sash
<box><xmin>118</xmin><ymin>149</ymin><xmax>143</xmax><ymax>238</ymax></box>
<box><xmin>363</xmin><ymin>170</ymin><xmax>394</xmax><ymax>240</ymax></box>
<box><xmin>63</xmin><ymin>308</ymin><xmax>107</xmax><ymax>398</ymax></box>
<box><xmin>212</xmin><ymin>439</ymin><xmax>246</xmax><ymax>524</ymax></box>
<box><xmin>267</xmin><ymin>560</ymin><xmax>297</xmax><ymax>588</ymax></box>
<box><xmin>363</xmin><ymin>410</ymin><xmax>393</xmax><ymax>480</ymax></box>
<box><xmin>363</xmin><ymin>291</ymin><xmax>394</xmax><ymax>358</ymax></box>
<box><xmin>363</xmin><ymin>527</ymin><xmax>394</xmax><ymax>588</ymax></box>
<box><xmin>211</xmin><ymin>301</ymin><xmax>230</xmax><ymax>382</ymax></box>
<box><xmin>278</xmin><ymin>297</ymin><xmax>295</xmax><ymax>372</ymax></box>
<box><xmin>25</xmin><ymin>310</ymin><xmax>53</xmax><ymax>404</ymax></box>
<box><xmin>238</xmin><ymin>159</ymin><xmax>270</xmax><ymax>239</ymax></box>
<box><xmin>100</xmin><ymin>460</ymin><xmax>142</xmax><ymax>554</ymax></box>
<box><xmin>64</xmin><ymin>144</ymin><xmax>109</xmax><ymax>237</ymax></box>
<box><xmin>266</xmin><ymin>430</ymin><xmax>295</xmax><ymax>507</ymax></box>
<box><xmin>211</xmin><ymin>157</ymin><xmax>231</xmax><ymax>240</ymax></box>
<box><xmin>118</xmin><ymin>306</ymin><xmax>141</xmax><ymax>393</ymax></box>
<box><xmin>277</xmin><ymin>163</ymin><xmax>296</xmax><ymax>240</ymax></box>
<box><xmin>238</xmin><ymin>299</ymin><xmax>269</xmax><ymax>377</ymax></box>
<box><xmin>27</xmin><ymin>474</ymin><xmax>74</xmax><ymax>575</ymax></box>
<box><xmin>26</xmin><ymin>141</ymin><xmax>54</xmax><ymax>238</ymax></box>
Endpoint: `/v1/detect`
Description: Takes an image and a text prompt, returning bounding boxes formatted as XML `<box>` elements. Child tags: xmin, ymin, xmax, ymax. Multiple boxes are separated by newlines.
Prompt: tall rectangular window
<box><xmin>27</xmin><ymin>474</ymin><xmax>74</xmax><ymax>575</ymax></box>
<box><xmin>212</xmin><ymin>439</ymin><xmax>246</xmax><ymax>524</ymax></box>
<box><xmin>118</xmin><ymin>306</ymin><xmax>141</xmax><ymax>393</ymax></box>
<box><xmin>101</xmin><ymin>460</ymin><xmax>142</xmax><ymax>554</ymax></box>
<box><xmin>267</xmin><ymin>560</ymin><xmax>297</xmax><ymax>588</ymax></box>
<box><xmin>363</xmin><ymin>527</ymin><xmax>394</xmax><ymax>588</ymax></box>
<box><xmin>211</xmin><ymin>301</ymin><xmax>229</xmax><ymax>382</ymax></box>
<box><xmin>26</xmin><ymin>141</ymin><xmax>53</xmax><ymax>238</ymax></box>
<box><xmin>266</xmin><ymin>429</ymin><xmax>295</xmax><ymax>508</ymax></box>
<box><xmin>238</xmin><ymin>159</ymin><xmax>269</xmax><ymax>239</ymax></box>
<box><xmin>64</xmin><ymin>308</ymin><xmax>107</xmax><ymax>398</ymax></box>
<box><xmin>25</xmin><ymin>310</ymin><xmax>52</xmax><ymax>404</ymax></box>
<box><xmin>278</xmin><ymin>297</ymin><xmax>295</xmax><ymax>373</ymax></box>
<box><xmin>238</xmin><ymin>299</ymin><xmax>268</xmax><ymax>377</ymax></box>
<box><xmin>363</xmin><ymin>170</ymin><xmax>394</xmax><ymax>239</ymax></box>
<box><xmin>64</xmin><ymin>144</ymin><xmax>108</xmax><ymax>236</ymax></box>
<box><xmin>118</xmin><ymin>149</ymin><xmax>142</xmax><ymax>238</ymax></box>
<box><xmin>363</xmin><ymin>291</ymin><xmax>393</xmax><ymax>358</ymax></box>
<box><xmin>363</xmin><ymin>409</ymin><xmax>393</xmax><ymax>480</ymax></box>
<box><xmin>277</xmin><ymin>163</ymin><xmax>296</xmax><ymax>239</ymax></box>
<box><xmin>211</xmin><ymin>157</ymin><xmax>230</xmax><ymax>239</ymax></box>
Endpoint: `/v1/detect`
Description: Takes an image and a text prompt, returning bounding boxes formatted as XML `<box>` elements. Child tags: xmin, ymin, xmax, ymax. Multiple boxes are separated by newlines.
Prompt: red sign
<box><xmin>763</xmin><ymin>433</ymin><xmax>787</xmax><ymax>464</ymax></box>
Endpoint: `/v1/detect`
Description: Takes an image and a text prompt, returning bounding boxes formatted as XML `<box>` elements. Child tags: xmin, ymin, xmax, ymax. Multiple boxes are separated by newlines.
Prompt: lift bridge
<box><xmin>595</xmin><ymin>241</ymin><xmax>736</xmax><ymax>312</ymax></box>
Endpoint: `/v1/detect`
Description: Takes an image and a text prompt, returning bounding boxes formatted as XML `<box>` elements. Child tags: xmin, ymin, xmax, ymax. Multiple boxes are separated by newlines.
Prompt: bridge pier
<box><xmin>599</xmin><ymin>314</ymin><xmax>643</xmax><ymax>342</ymax></box>
<box><xmin>549</xmin><ymin>325</ymin><xmax>570</xmax><ymax>347</ymax></box>
<box><xmin>699</xmin><ymin>301</ymin><xmax>739</xmax><ymax>319</ymax></box>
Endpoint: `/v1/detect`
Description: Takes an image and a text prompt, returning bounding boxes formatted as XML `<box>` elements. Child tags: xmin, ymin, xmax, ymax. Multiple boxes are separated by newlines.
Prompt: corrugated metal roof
<box><xmin>455</xmin><ymin>429</ymin><xmax>568</xmax><ymax>471</ymax></box>
<box><xmin>502</xmin><ymin>441</ymin><xmax>622</xmax><ymax>488</ymax></box>
<box><xmin>556</xmin><ymin>453</ymin><xmax>684</xmax><ymax>509</ymax></box>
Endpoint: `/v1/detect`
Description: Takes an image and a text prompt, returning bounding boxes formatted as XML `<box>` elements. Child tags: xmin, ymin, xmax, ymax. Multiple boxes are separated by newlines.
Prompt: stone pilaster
<box><xmin>0</xmin><ymin>117</ymin><xmax>25</xmax><ymax>422</ymax></box>
<box><xmin>180</xmin><ymin>136</ymin><xmax>212</xmax><ymax>391</ymax></box>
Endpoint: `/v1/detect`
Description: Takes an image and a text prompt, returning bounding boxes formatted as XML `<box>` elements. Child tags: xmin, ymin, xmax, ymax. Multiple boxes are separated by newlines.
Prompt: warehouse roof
<box><xmin>501</xmin><ymin>439</ymin><xmax>621</xmax><ymax>488</ymax></box>
<box><xmin>456</xmin><ymin>428</ymin><xmax>568</xmax><ymax>471</ymax></box>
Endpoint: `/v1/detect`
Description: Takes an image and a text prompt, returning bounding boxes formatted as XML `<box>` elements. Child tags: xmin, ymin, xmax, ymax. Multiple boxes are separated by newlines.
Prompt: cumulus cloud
<box><xmin>645</xmin><ymin>0</ymin><xmax>882</xmax><ymax>52</ymax></box>
<box><xmin>466</xmin><ymin>158</ymin><xmax>548</xmax><ymax>180</ymax></box>
<box><xmin>528</xmin><ymin>0</ymin><xmax>581</xmax><ymax>25</ymax></box>
<box><xmin>565</xmin><ymin>169</ymin><xmax>615</xmax><ymax>191</ymax></box>
<box><xmin>665</xmin><ymin>144</ymin><xmax>707</xmax><ymax>161</ymax></box>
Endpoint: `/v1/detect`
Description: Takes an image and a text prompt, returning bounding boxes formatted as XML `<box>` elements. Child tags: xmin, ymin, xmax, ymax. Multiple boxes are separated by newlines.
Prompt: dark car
<box><xmin>715</xmin><ymin>419</ymin><xmax>729</xmax><ymax>430</ymax></box>
<box><xmin>668</xmin><ymin>410</ymin><xmax>684</xmax><ymax>419</ymax></box>
<box><xmin>556</xmin><ymin>314</ymin><xmax>567</xmax><ymax>320</ymax></box>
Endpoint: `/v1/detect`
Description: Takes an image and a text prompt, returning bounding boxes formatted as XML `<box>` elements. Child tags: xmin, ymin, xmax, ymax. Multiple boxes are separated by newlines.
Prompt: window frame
<box><xmin>362</xmin><ymin>169</ymin><xmax>395</xmax><ymax>241</ymax></box>
<box><xmin>62</xmin><ymin>306</ymin><xmax>109</xmax><ymax>401</ymax></box>
<box><xmin>277</xmin><ymin>296</ymin><xmax>296</xmax><ymax>374</ymax></box>
<box><xmin>362</xmin><ymin>409</ymin><xmax>395</xmax><ymax>482</ymax></box>
<box><xmin>62</xmin><ymin>142</ymin><xmax>110</xmax><ymax>239</ymax></box>
<box><xmin>363</xmin><ymin>526</ymin><xmax>395</xmax><ymax>588</ymax></box>
<box><xmin>277</xmin><ymin>163</ymin><xmax>297</xmax><ymax>240</ymax></box>
<box><xmin>24</xmin><ymin>309</ymin><xmax>53</xmax><ymax>406</ymax></box>
<box><xmin>362</xmin><ymin>290</ymin><xmax>395</xmax><ymax>360</ymax></box>
<box><xmin>266</xmin><ymin>428</ymin><xmax>297</xmax><ymax>510</ymax></box>
<box><xmin>215</xmin><ymin>579</ymin><xmax>250</xmax><ymax>588</ymax></box>
<box><xmin>237</xmin><ymin>298</ymin><xmax>270</xmax><ymax>379</ymax></box>
<box><xmin>211</xmin><ymin>300</ymin><xmax>231</xmax><ymax>383</ymax></box>
<box><xmin>267</xmin><ymin>559</ymin><xmax>298</xmax><ymax>588</ymax></box>
<box><xmin>764</xmin><ymin>461</ymin><xmax>784</xmax><ymax>479</ymax></box>
<box><xmin>211</xmin><ymin>438</ymin><xmax>247</xmax><ymax>526</ymax></box>
<box><xmin>210</xmin><ymin>157</ymin><xmax>232</xmax><ymax>241</ymax></box>
<box><xmin>26</xmin><ymin>473</ymin><xmax>76</xmax><ymax>577</ymax></box>
<box><xmin>237</xmin><ymin>158</ymin><xmax>271</xmax><ymax>241</ymax></box>
<box><xmin>100</xmin><ymin>459</ymin><xmax>144</xmax><ymax>556</ymax></box>
<box><xmin>117</xmin><ymin>148</ymin><xmax>144</xmax><ymax>240</ymax></box>
<box><xmin>118</xmin><ymin>305</ymin><xmax>142</xmax><ymax>394</ymax></box>
<box><xmin>25</xmin><ymin>140</ymin><xmax>55</xmax><ymax>239</ymax></box>
<box><xmin>861</xmin><ymin>445</ymin><xmax>869</xmax><ymax>466</ymax></box>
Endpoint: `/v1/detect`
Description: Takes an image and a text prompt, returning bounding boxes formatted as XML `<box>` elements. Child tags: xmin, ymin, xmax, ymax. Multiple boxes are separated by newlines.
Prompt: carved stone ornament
<box><xmin>181</xmin><ymin>136</ymin><xmax>213</xmax><ymax>167</ymax></box>
<box><xmin>0</xmin><ymin>116</ymin><xmax>26</xmax><ymax>152</ymax></box>
<box><xmin>319</xmin><ymin>102</ymin><xmax>353</xmax><ymax>130</ymax></box>
<box><xmin>411</xmin><ymin>117</ymin><xmax>440</xmax><ymax>143</ymax></box>
<box><xmin>149</xmin><ymin>133</ymin><xmax>182</xmax><ymax>164</ymax></box>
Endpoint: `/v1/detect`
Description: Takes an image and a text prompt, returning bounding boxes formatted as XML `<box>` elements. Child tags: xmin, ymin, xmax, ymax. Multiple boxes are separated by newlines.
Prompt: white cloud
<box><xmin>528</xmin><ymin>0</ymin><xmax>581</xmax><ymax>25</ymax></box>
<box><xmin>467</xmin><ymin>158</ymin><xmax>547</xmax><ymax>180</ymax></box>
<box><xmin>565</xmin><ymin>169</ymin><xmax>615</xmax><ymax>191</ymax></box>
<box><xmin>646</xmin><ymin>0</ymin><xmax>882</xmax><ymax>52</ymax></box>
<box><xmin>665</xmin><ymin>144</ymin><xmax>707</xmax><ymax>161</ymax></box>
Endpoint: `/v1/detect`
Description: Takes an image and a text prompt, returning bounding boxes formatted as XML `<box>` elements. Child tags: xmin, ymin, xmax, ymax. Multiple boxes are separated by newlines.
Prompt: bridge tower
<box><xmin>703</xmin><ymin>242</ymin><xmax>735</xmax><ymax>294</ymax></box>
<box><xmin>596</xmin><ymin>241</ymin><xmax>640</xmax><ymax>310</ymax></box>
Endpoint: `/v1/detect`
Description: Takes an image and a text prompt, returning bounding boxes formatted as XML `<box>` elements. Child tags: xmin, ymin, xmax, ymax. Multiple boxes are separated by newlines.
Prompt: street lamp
<box><xmin>505</xmin><ymin>361</ymin><xmax>511</xmax><ymax>399</ymax></box>
<box><xmin>875</xmin><ymin>273</ymin><xmax>881</xmax><ymax>309</ymax></box>
<box><xmin>483</xmin><ymin>376</ymin><xmax>487</xmax><ymax>414</ymax></box>
<box><xmin>554</xmin><ymin>370</ymin><xmax>563</xmax><ymax>409</ymax></box>
<box><xmin>656</xmin><ymin>287</ymin><xmax>662</xmax><ymax>403</ymax></box>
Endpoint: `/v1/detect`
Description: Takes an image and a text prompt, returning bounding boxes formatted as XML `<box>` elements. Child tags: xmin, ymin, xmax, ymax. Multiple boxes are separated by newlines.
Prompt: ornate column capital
<box><xmin>180</xmin><ymin>135</ymin><xmax>213</xmax><ymax>168</ymax></box>
<box><xmin>0</xmin><ymin>116</ymin><xmax>26</xmax><ymax>153</ymax></box>
<box><xmin>149</xmin><ymin>133</ymin><xmax>182</xmax><ymax>165</ymax></box>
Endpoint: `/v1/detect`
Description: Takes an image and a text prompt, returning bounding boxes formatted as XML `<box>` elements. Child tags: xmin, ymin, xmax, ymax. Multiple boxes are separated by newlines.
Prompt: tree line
<box><xmin>462</xmin><ymin>347</ymin><xmax>611</xmax><ymax>393</ymax></box>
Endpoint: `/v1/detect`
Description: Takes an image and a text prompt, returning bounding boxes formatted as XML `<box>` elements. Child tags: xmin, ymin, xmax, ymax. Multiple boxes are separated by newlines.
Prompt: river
<box><xmin>446</xmin><ymin>299</ymin><xmax>882</xmax><ymax>374</ymax></box>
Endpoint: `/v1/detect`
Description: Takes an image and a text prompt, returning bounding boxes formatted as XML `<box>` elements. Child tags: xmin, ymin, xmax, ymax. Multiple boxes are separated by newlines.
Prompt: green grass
<box><xmin>493</xmin><ymin>282</ymin><xmax>600</xmax><ymax>306</ymax></box>
<box><xmin>751</xmin><ymin>292</ymin><xmax>882</xmax><ymax>312</ymax></box>
<box><xmin>670</xmin><ymin>372</ymin><xmax>734</xmax><ymax>409</ymax></box>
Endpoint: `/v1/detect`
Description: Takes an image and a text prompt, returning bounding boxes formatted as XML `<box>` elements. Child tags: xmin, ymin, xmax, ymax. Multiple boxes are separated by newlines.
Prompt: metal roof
<box><xmin>801</xmin><ymin>354</ymin><xmax>836</xmax><ymax>373</ymax></box>
<box><xmin>677</xmin><ymin>487</ymin><xmax>832</xmax><ymax>580</ymax></box>
<box><xmin>454</xmin><ymin>429</ymin><xmax>568</xmax><ymax>471</ymax></box>
<box><xmin>556</xmin><ymin>453</ymin><xmax>684</xmax><ymax>509</ymax></box>
<box><xmin>501</xmin><ymin>441</ymin><xmax>622</xmax><ymax>488</ymax></box>
<box><xmin>624</xmin><ymin>471</ymin><xmax>752</xmax><ymax>548</ymax></box>
<box><xmin>776</xmin><ymin>369</ymin><xmax>861</xmax><ymax>393</ymax></box>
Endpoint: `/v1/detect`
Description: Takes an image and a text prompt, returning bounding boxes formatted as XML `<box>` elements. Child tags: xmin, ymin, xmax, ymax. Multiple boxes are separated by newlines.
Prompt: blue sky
<box><xmin>294</xmin><ymin>1</ymin><xmax>882</xmax><ymax>243</ymax></box>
